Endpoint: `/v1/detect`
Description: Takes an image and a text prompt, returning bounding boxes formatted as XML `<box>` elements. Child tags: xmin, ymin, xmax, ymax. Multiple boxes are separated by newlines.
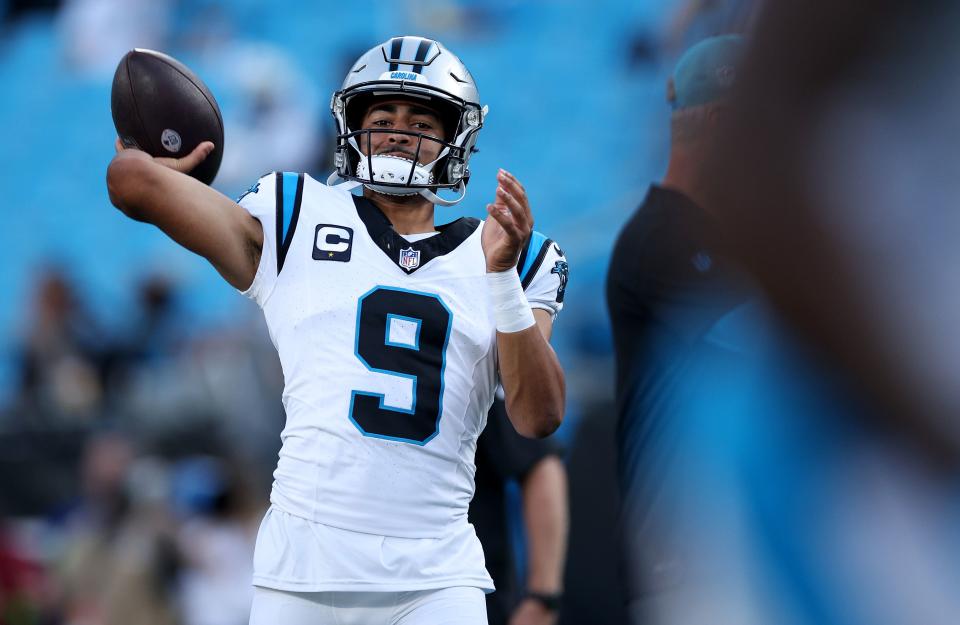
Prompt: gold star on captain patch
<box><xmin>328</xmin><ymin>252</ymin><xmax>334</xmax><ymax>257</ymax></box>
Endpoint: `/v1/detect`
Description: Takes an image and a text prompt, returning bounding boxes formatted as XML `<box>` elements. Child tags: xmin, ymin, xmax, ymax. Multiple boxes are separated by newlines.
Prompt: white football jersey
<box><xmin>238</xmin><ymin>172</ymin><xmax>567</xmax><ymax>541</ymax></box>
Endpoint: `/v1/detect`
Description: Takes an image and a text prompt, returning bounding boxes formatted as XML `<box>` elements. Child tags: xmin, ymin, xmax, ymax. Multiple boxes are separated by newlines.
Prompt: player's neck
<box><xmin>364</xmin><ymin>189</ymin><xmax>437</xmax><ymax>235</ymax></box>
<box><xmin>662</xmin><ymin>147</ymin><xmax>712</xmax><ymax>215</ymax></box>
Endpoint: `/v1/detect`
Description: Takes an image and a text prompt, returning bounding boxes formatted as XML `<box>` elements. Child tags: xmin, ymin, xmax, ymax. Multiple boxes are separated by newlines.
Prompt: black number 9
<box><xmin>350</xmin><ymin>286</ymin><xmax>452</xmax><ymax>445</ymax></box>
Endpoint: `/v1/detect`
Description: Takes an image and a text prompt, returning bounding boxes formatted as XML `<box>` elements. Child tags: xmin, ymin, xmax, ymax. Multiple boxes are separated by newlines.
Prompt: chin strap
<box><xmin>325</xmin><ymin>172</ymin><xmax>362</xmax><ymax>192</ymax></box>
<box><xmin>419</xmin><ymin>182</ymin><xmax>467</xmax><ymax>206</ymax></box>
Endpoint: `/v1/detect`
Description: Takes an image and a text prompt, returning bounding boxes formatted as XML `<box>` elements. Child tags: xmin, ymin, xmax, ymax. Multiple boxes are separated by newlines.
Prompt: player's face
<box><xmin>359</xmin><ymin>99</ymin><xmax>447</xmax><ymax>165</ymax></box>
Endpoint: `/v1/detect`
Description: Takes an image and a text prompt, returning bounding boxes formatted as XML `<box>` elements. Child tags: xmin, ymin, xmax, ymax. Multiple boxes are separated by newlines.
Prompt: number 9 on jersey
<box><xmin>349</xmin><ymin>286</ymin><xmax>452</xmax><ymax>445</ymax></box>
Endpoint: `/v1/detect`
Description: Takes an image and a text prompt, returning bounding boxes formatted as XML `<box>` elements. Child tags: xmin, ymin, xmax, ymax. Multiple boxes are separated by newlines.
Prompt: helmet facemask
<box><xmin>337</xmin><ymin>94</ymin><xmax>469</xmax><ymax>199</ymax></box>
<box><xmin>345</xmin><ymin>127</ymin><xmax>455</xmax><ymax>196</ymax></box>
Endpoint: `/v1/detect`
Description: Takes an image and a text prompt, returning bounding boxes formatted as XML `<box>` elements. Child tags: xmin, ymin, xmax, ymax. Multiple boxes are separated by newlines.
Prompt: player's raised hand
<box><xmin>483</xmin><ymin>169</ymin><xmax>533</xmax><ymax>272</ymax></box>
<box><xmin>114</xmin><ymin>137</ymin><xmax>214</xmax><ymax>176</ymax></box>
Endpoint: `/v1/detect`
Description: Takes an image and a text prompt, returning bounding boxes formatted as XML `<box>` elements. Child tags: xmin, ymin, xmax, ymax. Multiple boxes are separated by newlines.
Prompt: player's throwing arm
<box><xmin>106</xmin><ymin>49</ymin><xmax>262</xmax><ymax>292</ymax></box>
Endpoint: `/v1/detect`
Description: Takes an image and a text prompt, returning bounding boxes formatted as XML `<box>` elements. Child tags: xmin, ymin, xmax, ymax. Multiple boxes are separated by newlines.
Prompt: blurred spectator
<box><xmin>126</xmin><ymin>274</ymin><xmax>188</xmax><ymax>365</ymax></box>
<box><xmin>38</xmin><ymin>431</ymin><xmax>266</xmax><ymax>625</ymax></box>
<box><xmin>404</xmin><ymin>0</ymin><xmax>516</xmax><ymax>40</ymax></box>
<box><xmin>606</xmin><ymin>36</ymin><xmax>750</xmax><ymax>624</ymax></box>
<box><xmin>0</xmin><ymin>522</ymin><xmax>46</xmax><ymax>625</ymax></box>
<box><xmin>53</xmin><ymin>435</ymin><xmax>182</xmax><ymax>625</ymax></box>
<box><xmin>113</xmin><ymin>275</ymin><xmax>283</xmax><ymax>475</ymax></box>
<box><xmin>17</xmin><ymin>267</ymin><xmax>107</xmax><ymax>423</ymax></box>
<box><xmin>64</xmin><ymin>430</ymin><xmax>135</xmax><ymax>533</ymax></box>
<box><xmin>57</xmin><ymin>0</ymin><xmax>171</xmax><ymax>78</ymax></box>
<box><xmin>171</xmin><ymin>6</ymin><xmax>322</xmax><ymax>190</ymax></box>
<box><xmin>470</xmin><ymin>398</ymin><xmax>567</xmax><ymax>625</ymax></box>
<box><xmin>211</xmin><ymin>42</ymin><xmax>322</xmax><ymax>190</ymax></box>
<box><xmin>173</xmin><ymin>457</ymin><xmax>263</xmax><ymax>625</ymax></box>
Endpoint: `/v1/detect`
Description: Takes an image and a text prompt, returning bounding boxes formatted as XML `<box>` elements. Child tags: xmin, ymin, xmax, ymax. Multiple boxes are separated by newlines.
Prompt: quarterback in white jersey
<box><xmin>107</xmin><ymin>36</ymin><xmax>567</xmax><ymax>625</ymax></box>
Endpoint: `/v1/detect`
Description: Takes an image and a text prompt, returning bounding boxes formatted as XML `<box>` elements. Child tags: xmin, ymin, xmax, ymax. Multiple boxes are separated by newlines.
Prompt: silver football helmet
<box><xmin>328</xmin><ymin>36</ymin><xmax>487</xmax><ymax>206</ymax></box>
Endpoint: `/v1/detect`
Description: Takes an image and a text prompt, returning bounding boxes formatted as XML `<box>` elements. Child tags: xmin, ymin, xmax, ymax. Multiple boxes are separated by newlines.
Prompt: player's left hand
<box><xmin>508</xmin><ymin>597</ymin><xmax>558</xmax><ymax>625</ymax></box>
<box><xmin>483</xmin><ymin>169</ymin><xmax>533</xmax><ymax>272</ymax></box>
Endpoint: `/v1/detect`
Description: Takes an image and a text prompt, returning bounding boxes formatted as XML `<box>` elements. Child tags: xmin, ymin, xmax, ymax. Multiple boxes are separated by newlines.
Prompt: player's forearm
<box><xmin>498</xmin><ymin>326</ymin><xmax>565</xmax><ymax>438</ymax></box>
<box><xmin>106</xmin><ymin>150</ymin><xmax>222</xmax><ymax>238</ymax></box>
<box><xmin>522</xmin><ymin>456</ymin><xmax>568</xmax><ymax>593</ymax></box>
<box><xmin>106</xmin><ymin>151</ymin><xmax>261</xmax><ymax>290</ymax></box>
<box><xmin>107</xmin><ymin>150</ymin><xmax>221</xmax><ymax>228</ymax></box>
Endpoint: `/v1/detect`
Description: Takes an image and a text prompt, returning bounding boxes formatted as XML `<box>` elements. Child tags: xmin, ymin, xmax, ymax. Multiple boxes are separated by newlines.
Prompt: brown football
<box><xmin>111</xmin><ymin>48</ymin><xmax>224</xmax><ymax>185</ymax></box>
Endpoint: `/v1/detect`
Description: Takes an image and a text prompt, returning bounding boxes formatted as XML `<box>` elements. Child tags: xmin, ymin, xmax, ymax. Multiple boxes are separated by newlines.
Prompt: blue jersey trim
<box><xmin>275</xmin><ymin>172</ymin><xmax>304</xmax><ymax>274</ymax></box>
<box><xmin>281</xmin><ymin>172</ymin><xmax>298</xmax><ymax>242</ymax></box>
<box><xmin>518</xmin><ymin>231</ymin><xmax>550</xmax><ymax>287</ymax></box>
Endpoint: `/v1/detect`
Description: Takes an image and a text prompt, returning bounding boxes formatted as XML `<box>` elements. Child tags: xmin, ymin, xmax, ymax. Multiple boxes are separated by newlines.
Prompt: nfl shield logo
<box><xmin>399</xmin><ymin>247</ymin><xmax>421</xmax><ymax>270</ymax></box>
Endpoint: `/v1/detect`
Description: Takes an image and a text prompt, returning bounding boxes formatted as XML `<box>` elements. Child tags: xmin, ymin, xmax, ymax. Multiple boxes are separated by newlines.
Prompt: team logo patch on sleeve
<box><xmin>399</xmin><ymin>247</ymin><xmax>421</xmax><ymax>270</ymax></box>
<box><xmin>236</xmin><ymin>181</ymin><xmax>260</xmax><ymax>202</ymax></box>
<box><xmin>313</xmin><ymin>224</ymin><xmax>354</xmax><ymax>262</ymax></box>
<box><xmin>551</xmin><ymin>260</ymin><xmax>569</xmax><ymax>303</ymax></box>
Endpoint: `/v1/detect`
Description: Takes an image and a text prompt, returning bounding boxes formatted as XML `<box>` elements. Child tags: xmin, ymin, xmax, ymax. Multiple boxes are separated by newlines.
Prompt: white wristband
<box><xmin>487</xmin><ymin>269</ymin><xmax>536</xmax><ymax>333</ymax></box>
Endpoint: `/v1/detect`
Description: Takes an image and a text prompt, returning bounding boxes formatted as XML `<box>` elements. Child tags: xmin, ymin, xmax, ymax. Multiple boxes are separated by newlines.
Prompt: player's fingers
<box><xmin>495</xmin><ymin>186</ymin><xmax>530</xmax><ymax>232</ymax></box>
<box><xmin>177</xmin><ymin>141</ymin><xmax>214</xmax><ymax>172</ymax></box>
<box><xmin>497</xmin><ymin>170</ymin><xmax>532</xmax><ymax>223</ymax></box>
<box><xmin>498</xmin><ymin>169</ymin><xmax>527</xmax><ymax>198</ymax></box>
<box><xmin>487</xmin><ymin>202</ymin><xmax>515</xmax><ymax>230</ymax></box>
<box><xmin>487</xmin><ymin>203</ymin><xmax>522</xmax><ymax>241</ymax></box>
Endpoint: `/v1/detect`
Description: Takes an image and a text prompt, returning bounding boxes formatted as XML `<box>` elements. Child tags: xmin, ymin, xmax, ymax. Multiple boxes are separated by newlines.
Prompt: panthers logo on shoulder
<box><xmin>236</xmin><ymin>181</ymin><xmax>261</xmax><ymax>202</ymax></box>
<box><xmin>551</xmin><ymin>260</ymin><xmax>568</xmax><ymax>303</ymax></box>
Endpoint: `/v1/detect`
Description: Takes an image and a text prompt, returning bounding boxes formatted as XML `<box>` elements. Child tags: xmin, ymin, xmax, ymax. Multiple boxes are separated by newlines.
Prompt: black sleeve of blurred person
<box><xmin>705</xmin><ymin>0</ymin><xmax>960</xmax><ymax>470</ymax></box>
<box><xmin>606</xmin><ymin>185</ymin><xmax>751</xmax><ymax>606</ymax></box>
<box><xmin>469</xmin><ymin>398</ymin><xmax>562</xmax><ymax>625</ymax></box>
<box><xmin>606</xmin><ymin>186</ymin><xmax>747</xmax><ymax>489</ymax></box>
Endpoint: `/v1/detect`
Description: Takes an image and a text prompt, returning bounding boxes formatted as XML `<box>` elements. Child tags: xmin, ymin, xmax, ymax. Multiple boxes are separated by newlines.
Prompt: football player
<box><xmin>106</xmin><ymin>36</ymin><xmax>567</xmax><ymax>625</ymax></box>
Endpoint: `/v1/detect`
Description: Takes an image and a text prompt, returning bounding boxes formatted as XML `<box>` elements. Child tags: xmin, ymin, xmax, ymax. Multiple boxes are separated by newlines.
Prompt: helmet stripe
<box><xmin>388</xmin><ymin>37</ymin><xmax>402</xmax><ymax>71</ymax></box>
<box><xmin>412</xmin><ymin>39</ymin><xmax>432</xmax><ymax>74</ymax></box>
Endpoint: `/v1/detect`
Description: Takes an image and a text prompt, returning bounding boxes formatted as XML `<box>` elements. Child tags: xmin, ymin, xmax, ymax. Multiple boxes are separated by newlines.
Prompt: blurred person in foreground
<box><xmin>662</xmin><ymin>0</ymin><xmax>759</xmax><ymax>54</ymax></box>
<box><xmin>106</xmin><ymin>36</ymin><xmax>568</xmax><ymax>625</ymax></box>
<box><xmin>606</xmin><ymin>36</ymin><xmax>756</xmax><ymax>624</ymax></box>
<box><xmin>704</xmin><ymin>0</ymin><xmax>960</xmax><ymax>465</ymax></box>
<box><xmin>611</xmin><ymin>5</ymin><xmax>960</xmax><ymax>622</ymax></box>
<box><xmin>689</xmin><ymin>2</ymin><xmax>960</xmax><ymax>623</ymax></box>
<box><xmin>470</xmin><ymin>397</ymin><xmax>567</xmax><ymax>625</ymax></box>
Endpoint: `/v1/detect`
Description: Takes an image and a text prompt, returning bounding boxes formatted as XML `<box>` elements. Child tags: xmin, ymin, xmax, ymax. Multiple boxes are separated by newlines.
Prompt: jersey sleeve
<box><xmin>517</xmin><ymin>231</ymin><xmax>569</xmax><ymax>318</ymax></box>
<box><xmin>237</xmin><ymin>171</ymin><xmax>305</xmax><ymax>307</ymax></box>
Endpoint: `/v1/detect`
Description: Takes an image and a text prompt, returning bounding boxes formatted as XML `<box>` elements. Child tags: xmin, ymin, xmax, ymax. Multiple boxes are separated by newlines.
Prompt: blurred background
<box><xmin>0</xmin><ymin>1</ymin><xmax>706</xmax><ymax>622</ymax></box>
<box><xmin>15</xmin><ymin>0</ymin><xmax>960</xmax><ymax>624</ymax></box>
